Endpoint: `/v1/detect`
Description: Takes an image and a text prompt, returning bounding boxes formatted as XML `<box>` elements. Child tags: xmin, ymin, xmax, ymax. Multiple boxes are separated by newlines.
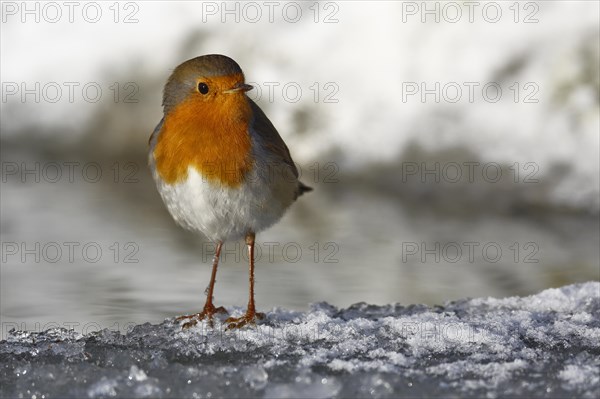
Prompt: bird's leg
<box><xmin>226</xmin><ymin>232</ymin><xmax>265</xmax><ymax>329</ymax></box>
<box><xmin>177</xmin><ymin>241</ymin><xmax>228</xmax><ymax>328</ymax></box>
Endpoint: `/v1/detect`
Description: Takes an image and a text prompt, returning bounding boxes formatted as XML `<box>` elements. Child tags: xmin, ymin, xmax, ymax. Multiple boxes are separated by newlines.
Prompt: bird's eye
<box><xmin>198</xmin><ymin>82</ymin><xmax>209</xmax><ymax>95</ymax></box>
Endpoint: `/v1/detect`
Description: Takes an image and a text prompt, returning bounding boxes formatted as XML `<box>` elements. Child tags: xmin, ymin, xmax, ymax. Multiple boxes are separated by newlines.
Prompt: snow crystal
<box><xmin>1</xmin><ymin>282</ymin><xmax>598</xmax><ymax>398</ymax></box>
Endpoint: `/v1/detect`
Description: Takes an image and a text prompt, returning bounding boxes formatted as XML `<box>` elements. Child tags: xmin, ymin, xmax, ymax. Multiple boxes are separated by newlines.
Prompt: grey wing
<box><xmin>248</xmin><ymin>99</ymin><xmax>299</xmax><ymax>177</ymax></box>
<box><xmin>248</xmin><ymin>99</ymin><xmax>312</xmax><ymax>197</ymax></box>
<box><xmin>148</xmin><ymin>117</ymin><xmax>164</xmax><ymax>149</ymax></box>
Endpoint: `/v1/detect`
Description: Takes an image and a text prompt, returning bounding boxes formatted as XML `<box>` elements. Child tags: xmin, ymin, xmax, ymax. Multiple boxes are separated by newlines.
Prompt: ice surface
<box><xmin>1</xmin><ymin>282</ymin><xmax>598</xmax><ymax>398</ymax></box>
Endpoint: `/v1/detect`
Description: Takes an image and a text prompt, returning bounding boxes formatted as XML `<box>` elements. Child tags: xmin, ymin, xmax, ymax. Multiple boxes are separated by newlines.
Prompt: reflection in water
<box><xmin>1</xmin><ymin>145</ymin><xmax>598</xmax><ymax>334</ymax></box>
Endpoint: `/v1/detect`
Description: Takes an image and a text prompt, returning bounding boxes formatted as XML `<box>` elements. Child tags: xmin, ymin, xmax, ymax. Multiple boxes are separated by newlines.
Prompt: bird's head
<box><xmin>162</xmin><ymin>54</ymin><xmax>253</xmax><ymax>115</ymax></box>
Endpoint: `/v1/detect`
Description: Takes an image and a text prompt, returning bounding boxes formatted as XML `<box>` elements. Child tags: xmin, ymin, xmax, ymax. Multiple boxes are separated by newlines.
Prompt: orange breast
<box><xmin>153</xmin><ymin>88</ymin><xmax>253</xmax><ymax>188</ymax></box>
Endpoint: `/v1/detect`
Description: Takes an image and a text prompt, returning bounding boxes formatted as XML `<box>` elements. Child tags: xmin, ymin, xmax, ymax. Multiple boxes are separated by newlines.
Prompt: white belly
<box><xmin>150</xmin><ymin>164</ymin><xmax>295</xmax><ymax>242</ymax></box>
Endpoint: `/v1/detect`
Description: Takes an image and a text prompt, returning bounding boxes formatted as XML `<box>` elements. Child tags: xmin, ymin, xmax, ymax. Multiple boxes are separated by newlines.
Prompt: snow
<box><xmin>1</xmin><ymin>282</ymin><xmax>598</xmax><ymax>398</ymax></box>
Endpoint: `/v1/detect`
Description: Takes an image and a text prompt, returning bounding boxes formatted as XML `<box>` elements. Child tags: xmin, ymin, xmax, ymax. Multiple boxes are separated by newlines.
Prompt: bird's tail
<box><xmin>297</xmin><ymin>181</ymin><xmax>313</xmax><ymax>197</ymax></box>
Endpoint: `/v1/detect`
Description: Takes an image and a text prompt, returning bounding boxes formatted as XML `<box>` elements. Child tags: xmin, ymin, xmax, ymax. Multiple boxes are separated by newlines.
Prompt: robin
<box><xmin>148</xmin><ymin>54</ymin><xmax>312</xmax><ymax>329</ymax></box>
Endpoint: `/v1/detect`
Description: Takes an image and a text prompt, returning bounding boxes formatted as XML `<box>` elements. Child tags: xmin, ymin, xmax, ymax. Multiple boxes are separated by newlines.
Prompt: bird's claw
<box><xmin>176</xmin><ymin>304</ymin><xmax>228</xmax><ymax>329</ymax></box>
<box><xmin>225</xmin><ymin>310</ymin><xmax>265</xmax><ymax>329</ymax></box>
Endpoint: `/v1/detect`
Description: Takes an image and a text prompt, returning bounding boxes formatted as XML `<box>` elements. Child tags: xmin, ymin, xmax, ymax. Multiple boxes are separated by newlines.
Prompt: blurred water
<box><xmin>1</xmin><ymin>143</ymin><xmax>598</xmax><ymax>336</ymax></box>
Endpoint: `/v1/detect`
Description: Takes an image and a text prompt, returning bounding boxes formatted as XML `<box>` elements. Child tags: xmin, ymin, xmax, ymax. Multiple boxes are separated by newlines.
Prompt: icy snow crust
<box><xmin>1</xmin><ymin>283</ymin><xmax>599</xmax><ymax>398</ymax></box>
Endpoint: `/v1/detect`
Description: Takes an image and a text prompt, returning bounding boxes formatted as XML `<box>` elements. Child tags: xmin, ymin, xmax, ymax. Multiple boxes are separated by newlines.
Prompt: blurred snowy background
<box><xmin>1</xmin><ymin>1</ymin><xmax>599</xmax><ymax>335</ymax></box>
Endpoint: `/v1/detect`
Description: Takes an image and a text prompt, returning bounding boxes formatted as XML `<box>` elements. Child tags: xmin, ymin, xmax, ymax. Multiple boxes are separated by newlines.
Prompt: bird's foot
<box><xmin>176</xmin><ymin>303</ymin><xmax>228</xmax><ymax>329</ymax></box>
<box><xmin>225</xmin><ymin>309</ymin><xmax>265</xmax><ymax>330</ymax></box>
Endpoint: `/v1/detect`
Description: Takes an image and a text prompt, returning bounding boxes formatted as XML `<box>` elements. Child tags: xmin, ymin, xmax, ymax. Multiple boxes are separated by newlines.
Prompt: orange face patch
<box><xmin>153</xmin><ymin>74</ymin><xmax>254</xmax><ymax>187</ymax></box>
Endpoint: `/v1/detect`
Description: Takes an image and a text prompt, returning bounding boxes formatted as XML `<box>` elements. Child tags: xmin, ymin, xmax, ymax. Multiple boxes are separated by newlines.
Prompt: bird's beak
<box><xmin>223</xmin><ymin>83</ymin><xmax>253</xmax><ymax>94</ymax></box>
